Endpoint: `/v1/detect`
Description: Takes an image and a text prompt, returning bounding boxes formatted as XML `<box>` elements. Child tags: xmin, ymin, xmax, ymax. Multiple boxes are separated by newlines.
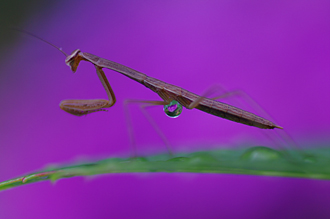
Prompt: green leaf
<box><xmin>1</xmin><ymin>146</ymin><xmax>330</xmax><ymax>191</ymax></box>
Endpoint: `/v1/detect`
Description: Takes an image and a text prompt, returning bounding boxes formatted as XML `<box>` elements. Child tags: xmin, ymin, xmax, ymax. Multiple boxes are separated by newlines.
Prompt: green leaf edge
<box><xmin>1</xmin><ymin>146</ymin><xmax>330</xmax><ymax>191</ymax></box>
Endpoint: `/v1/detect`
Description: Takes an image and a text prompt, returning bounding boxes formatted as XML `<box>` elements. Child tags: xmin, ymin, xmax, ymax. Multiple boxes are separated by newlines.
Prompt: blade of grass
<box><xmin>1</xmin><ymin>146</ymin><xmax>330</xmax><ymax>191</ymax></box>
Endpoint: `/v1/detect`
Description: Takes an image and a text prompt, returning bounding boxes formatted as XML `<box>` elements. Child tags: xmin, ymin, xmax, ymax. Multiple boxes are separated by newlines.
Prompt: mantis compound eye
<box><xmin>163</xmin><ymin>100</ymin><xmax>183</xmax><ymax>118</ymax></box>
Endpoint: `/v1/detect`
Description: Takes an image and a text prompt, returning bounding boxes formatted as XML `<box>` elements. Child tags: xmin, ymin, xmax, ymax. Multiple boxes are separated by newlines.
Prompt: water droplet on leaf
<box><xmin>240</xmin><ymin>146</ymin><xmax>283</xmax><ymax>161</ymax></box>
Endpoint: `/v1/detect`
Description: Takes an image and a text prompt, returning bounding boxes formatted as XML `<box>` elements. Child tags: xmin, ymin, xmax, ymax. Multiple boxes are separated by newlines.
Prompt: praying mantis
<box><xmin>18</xmin><ymin>29</ymin><xmax>284</xmax><ymax>155</ymax></box>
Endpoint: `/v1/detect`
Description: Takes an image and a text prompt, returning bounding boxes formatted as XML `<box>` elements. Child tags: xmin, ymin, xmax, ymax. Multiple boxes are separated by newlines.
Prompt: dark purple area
<box><xmin>167</xmin><ymin>104</ymin><xmax>177</xmax><ymax>113</ymax></box>
<box><xmin>0</xmin><ymin>0</ymin><xmax>329</xmax><ymax>218</ymax></box>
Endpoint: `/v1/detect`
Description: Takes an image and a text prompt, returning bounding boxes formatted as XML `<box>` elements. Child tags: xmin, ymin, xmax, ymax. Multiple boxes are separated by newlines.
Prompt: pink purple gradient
<box><xmin>0</xmin><ymin>0</ymin><xmax>329</xmax><ymax>218</ymax></box>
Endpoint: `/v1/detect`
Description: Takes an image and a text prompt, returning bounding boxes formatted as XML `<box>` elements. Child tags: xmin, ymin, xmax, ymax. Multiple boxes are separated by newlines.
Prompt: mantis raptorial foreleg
<box><xmin>60</xmin><ymin>65</ymin><xmax>116</xmax><ymax>116</ymax></box>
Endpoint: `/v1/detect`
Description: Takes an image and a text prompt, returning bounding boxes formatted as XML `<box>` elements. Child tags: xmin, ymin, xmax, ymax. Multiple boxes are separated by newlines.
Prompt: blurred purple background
<box><xmin>0</xmin><ymin>0</ymin><xmax>329</xmax><ymax>218</ymax></box>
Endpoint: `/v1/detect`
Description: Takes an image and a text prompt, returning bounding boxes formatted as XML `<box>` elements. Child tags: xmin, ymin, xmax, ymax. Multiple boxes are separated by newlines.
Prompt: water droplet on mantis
<box><xmin>164</xmin><ymin>100</ymin><xmax>182</xmax><ymax>118</ymax></box>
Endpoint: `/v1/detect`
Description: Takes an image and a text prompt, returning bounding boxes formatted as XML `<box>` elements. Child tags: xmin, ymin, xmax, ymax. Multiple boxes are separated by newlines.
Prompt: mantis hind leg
<box><xmin>124</xmin><ymin>99</ymin><xmax>173</xmax><ymax>157</ymax></box>
<box><xmin>187</xmin><ymin>84</ymin><xmax>300</xmax><ymax>154</ymax></box>
<box><xmin>209</xmin><ymin>87</ymin><xmax>299</xmax><ymax>152</ymax></box>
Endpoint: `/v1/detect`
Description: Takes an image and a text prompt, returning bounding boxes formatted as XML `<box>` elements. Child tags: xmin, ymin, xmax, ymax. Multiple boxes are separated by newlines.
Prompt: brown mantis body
<box><xmin>16</xmin><ymin>29</ymin><xmax>282</xmax><ymax>130</ymax></box>
<box><xmin>63</xmin><ymin>49</ymin><xmax>282</xmax><ymax>130</ymax></box>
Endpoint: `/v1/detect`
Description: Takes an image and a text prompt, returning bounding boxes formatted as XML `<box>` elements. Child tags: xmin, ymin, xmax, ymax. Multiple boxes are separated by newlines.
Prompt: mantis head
<box><xmin>13</xmin><ymin>29</ymin><xmax>84</xmax><ymax>73</ymax></box>
<box><xmin>65</xmin><ymin>49</ymin><xmax>85</xmax><ymax>73</ymax></box>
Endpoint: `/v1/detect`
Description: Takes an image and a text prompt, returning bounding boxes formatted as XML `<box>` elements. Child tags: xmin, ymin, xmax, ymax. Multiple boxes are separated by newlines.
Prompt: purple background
<box><xmin>1</xmin><ymin>0</ymin><xmax>330</xmax><ymax>218</ymax></box>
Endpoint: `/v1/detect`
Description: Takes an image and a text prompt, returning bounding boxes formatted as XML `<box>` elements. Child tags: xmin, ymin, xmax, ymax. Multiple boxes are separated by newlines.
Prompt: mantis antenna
<box><xmin>12</xmin><ymin>28</ymin><xmax>68</xmax><ymax>57</ymax></box>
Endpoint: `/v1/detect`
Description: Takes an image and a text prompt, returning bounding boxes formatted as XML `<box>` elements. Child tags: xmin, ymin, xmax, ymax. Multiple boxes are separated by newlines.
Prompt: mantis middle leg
<box><xmin>124</xmin><ymin>99</ymin><xmax>173</xmax><ymax>157</ymax></box>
